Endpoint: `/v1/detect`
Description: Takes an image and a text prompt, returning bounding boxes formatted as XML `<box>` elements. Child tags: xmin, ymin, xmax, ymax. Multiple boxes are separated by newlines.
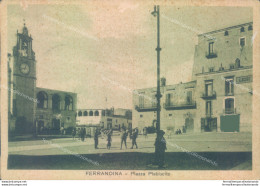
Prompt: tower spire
<box><xmin>22</xmin><ymin>19</ymin><xmax>28</xmax><ymax>35</ymax></box>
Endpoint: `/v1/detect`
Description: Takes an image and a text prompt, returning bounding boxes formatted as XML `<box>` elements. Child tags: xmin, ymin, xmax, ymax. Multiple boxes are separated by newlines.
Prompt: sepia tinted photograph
<box><xmin>1</xmin><ymin>0</ymin><xmax>259</xmax><ymax>180</ymax></box>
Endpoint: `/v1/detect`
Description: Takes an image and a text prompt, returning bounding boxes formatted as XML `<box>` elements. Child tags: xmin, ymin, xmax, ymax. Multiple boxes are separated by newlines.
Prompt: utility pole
<box><xmin>151</xmin><ymin>5</ymin><xmax>162</xmax><ymax>133</ymax></box>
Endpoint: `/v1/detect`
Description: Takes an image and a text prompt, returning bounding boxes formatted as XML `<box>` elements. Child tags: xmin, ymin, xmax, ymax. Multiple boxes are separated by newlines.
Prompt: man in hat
<box><xmin>154</xmin><ymin>130</ymin><xmax>167</xmax><ymax>168</ymax></box>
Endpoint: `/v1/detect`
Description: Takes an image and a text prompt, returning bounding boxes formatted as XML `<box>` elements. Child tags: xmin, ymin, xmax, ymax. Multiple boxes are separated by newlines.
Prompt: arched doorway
<box><xmin>64</xmin><ymin>95</ymin><xmax>73</xmax><ymax>110</ymax></box>
<box><xmin>37</xmin><ymin>91</ymin><xmax>48</xmax><ymax>109</ymax></box>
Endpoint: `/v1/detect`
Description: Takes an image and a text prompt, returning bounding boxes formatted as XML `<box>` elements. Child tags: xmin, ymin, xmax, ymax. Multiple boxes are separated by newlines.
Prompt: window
<box><xmin>230</xmin><ymin>64</ymin><xmax>235</xmax><ymax>69</ymax></box>
<box><xmin>209</xmin><ymin>67</ymin><xmax>214</xmax><ymax>72</ymax></box>
<box><xmin>235</xmin><ymin>58</ymin><xmax>240</xmax><ymax>68</ymax></box>
<box><xmin>78</xmin><ymin>111</ymin><xmax>82</xmax><ymax>117</ymax></box>
<box><xmin>225</xmin><ymin>77</ymin><xmax>234</xmax><ymax>96</ymax></box>
<box><xmin>225</xmin><ymin>98</ymin><xmax>235</xmax><ymax>114</ymax></box>
<box><xmin>206</xmin><ymin>42</ymin><xmax>217</xmax><ymax>58</ymax></box>
<box><xmin>240</xmin><ymin>27</ymin><xmax>245</xmax><ymax>32</ymax></box>
<box><xmin>209</xmin><ymin>42</ymin><xmax>214</xmax><ymax>54</ymax></box>
<box><xmin>240</xmin><ymin>37</ymin><xmax>245</xmax><ymax>47</ymax></box>
<box><xmin>89</xmin><ymin>111</ymin><xmax>93</xmax><ymax>116</ymax></box>
<box><xmin>166</xmin><ymin>93</ymin><xmax>172</xmax><ymax>105</ymax></box>
<box><xmin>67</xmin><ymin>117</ymin><xmax>70</xmax><ymax>122</ymax></box>
<box><xmin>94</xmin><ymin>110</ymin><xmax>99</xmax><ymax>116</ymax></box>
<box><xmin>37</xmin><ymin>91</ymin><xmax>48</xmax><ymax>109</ymax></box>
<box><xmin>205</xmin><ymin>80</ymin><xmax>213</xmax><ymax>96</ymax></box>
<box><xmin>169</xmin><ymin>114</ymin><xmax>172</xmax><ymax>117</ymax></box>
<box><xmin>186</xmin><ymin>91</ymin><xmax>192</xmax><ymax>104</ymax></box>
<box><xmin>152</xmin><ymin>94</ymin><xmax>157</xmax><ymax>107</ymax></box>
<box><xmin>224</xmin><ymin>31</ymin><xmax>229</xmax><ymax>36</ymax></box>
<box><xmin>83</xmin><ymin>111</ymin><xmax>88</xmax><ymax>116</ymax></box>
<box><xmin>206</xmin><ymin>101</ymin><xmax>212</xmax><ymax>116</ymax></box>
<box><xmin>140</xmin><ymin>114</ymin><xmax>143</xmax><ymax>118</ymax></box>
<box><xmin>65</xmin><ymin>95</ymin><xmax>73</xmax><ymax>111</ymax></box>
<box><xmin>139</xmin><ymin>94</ymin><xmax>144</xmax><ymax>108</ymax></box>
<box><xmin>102</xmin><ymin>110</ymin><xmax>105</xmax><ymax>116</ymax></box>
<box><xmin>248</xmin><ymin>25</ymin><xmax>253</xmax><ymax>31</ymax></box>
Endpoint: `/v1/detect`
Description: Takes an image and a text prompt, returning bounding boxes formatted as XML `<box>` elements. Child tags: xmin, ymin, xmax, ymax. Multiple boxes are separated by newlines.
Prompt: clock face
<box><xmin>20</xmin><ymin>63</ymin><xmax>30</xmax><ymax>74</ymax></box>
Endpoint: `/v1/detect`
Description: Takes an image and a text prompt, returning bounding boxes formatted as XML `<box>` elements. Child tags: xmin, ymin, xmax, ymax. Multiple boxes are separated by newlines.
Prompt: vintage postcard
<box><xmin>1</xmin><ymin>0</ymin><xmax>260</xmax><ymax>180</ymax></box>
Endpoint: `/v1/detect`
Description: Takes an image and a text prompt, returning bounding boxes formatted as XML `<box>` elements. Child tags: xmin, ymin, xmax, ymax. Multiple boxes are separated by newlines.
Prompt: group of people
<box><xmin>175</xmin><ymin>128</ymin><xmax>182</xmax><ymax>135</ymax></box>
<box><xmin>120</xmin><ymin>128</ymin><xmax>138</xmax><ymax>149</ymax></box>
<box><xmin>74</xmin><ymin>127</ymin><xmax>139</xmax><ymax>150</ymax></box>
<box><xmin>72</xmin><ymin>127</ymin><xmax>167</xmax><ymax>168</ymax></box>
<box><xmin>72</xmin><ymin>128</ymin><xmax>86</xmax><ymax>141</ymax></box>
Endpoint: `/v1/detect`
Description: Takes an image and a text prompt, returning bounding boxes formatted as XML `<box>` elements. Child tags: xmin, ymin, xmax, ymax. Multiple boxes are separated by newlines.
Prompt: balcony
<box><xmin>206</xmin><ymin>52</ymin><xmax>217</xmax><ymax>59</ymax></box>
<box><xmin>164</xmin><ymin>101</ymin><xmax>196</xmax><ymax>110</ymax></box>
<box><xmin>201</xmin><ymin>91</ymin><xmax>216</xmax><ymax>100</ymax></box>
<box><xmin>223</xmin><ymin>108</ymin><xmax>237</xmax><ymax>115</ymax></box>
<box><xmin>135</xmin><ymin>105</ymin><xmax>157</xmax><ymax>112</ymax></box>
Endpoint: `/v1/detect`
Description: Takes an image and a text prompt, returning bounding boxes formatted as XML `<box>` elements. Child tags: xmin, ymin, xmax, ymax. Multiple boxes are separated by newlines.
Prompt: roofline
<box><xmin>195</xmin><ymin>66</ymin><xmax>253</xmax><ymax>77</ymax></box>
<box><xmin>36</xmin><ymin>86</ymin><xmax>77</xmax><ymax>95</ymax></box>
<box><xmin>198</xmin><ymin>22</ymin><xmax>253</xmax><ymax>37</ymax></box>
<box><xmin>134</xmin><ymin>80</ymin><xmax>197</xmax><ymax>92</ymax></box>
<box><xmin>77</xmin><ymin>108</ymin><xmax>132</xmax><ymax>111</ymax></box>
<box><xmin>77</xmin><ymin>109</ymin><xmax>108</xmax><ymax>111</ymax></box>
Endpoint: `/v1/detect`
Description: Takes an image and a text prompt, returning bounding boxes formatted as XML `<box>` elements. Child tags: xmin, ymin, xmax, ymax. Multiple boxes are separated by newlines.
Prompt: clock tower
<box><xmin>12</xmin><ymin>23</ymin><xmax>36</xmax><ymax>133</ymax></box>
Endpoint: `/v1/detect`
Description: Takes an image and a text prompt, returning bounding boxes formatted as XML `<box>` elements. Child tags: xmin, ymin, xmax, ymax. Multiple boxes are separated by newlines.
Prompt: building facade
<box><xmin>35</xmin><ymin>88</ymin><xmax>77</xmax><ymax>134</ymax></box>
<box><xmin>8</xmin><ymin>24</ymin><xmax>77</xmax><ymax>135</ymax></box>
<box><xmin>76</xmin><ymin>108</ymin><xmax>132</xmax><ymax>136</ymax></box>
<box><xmin>133</xmin><ymin>22</ymin><xmax>253</xmax><ymax>133</ymax></box>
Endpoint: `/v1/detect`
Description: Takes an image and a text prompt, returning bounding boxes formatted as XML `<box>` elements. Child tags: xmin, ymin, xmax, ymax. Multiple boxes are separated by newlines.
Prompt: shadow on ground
<box><xmin>8</xmin><ymin>152</ymin><xmax>252</xmax><ymax>170</ymax></box>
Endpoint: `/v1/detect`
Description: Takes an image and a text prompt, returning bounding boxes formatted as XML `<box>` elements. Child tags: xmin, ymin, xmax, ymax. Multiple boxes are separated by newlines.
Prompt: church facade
<box><xmin>132</xmin><ymin>22</ymin><xmax>253</xmax><ymax>133</ymax></box>
<box><xmin>8</xmin><ymin>24</ymin><xmax>77</xmax><ymax>135</ymax></box>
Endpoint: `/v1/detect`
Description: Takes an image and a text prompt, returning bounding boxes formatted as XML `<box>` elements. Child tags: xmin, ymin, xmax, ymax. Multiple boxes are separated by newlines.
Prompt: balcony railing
<box><xmin>206</xmin><ymin>52</ymin><xmax>217</xmax><ymax>59</ymax></box>
<box><xmin>223</xmin><ymin>108</ymin><xmax>237</xmax><ymax>115</ymax></box>
<box><xmin>164</xmin><ymin>101</ymin><xmax>196</xmax><ymax>110</ymax></box>
<box><xmin>135</xmin><ymin>105</ymin><xmax>157</xmax><ymax>112</ymax></box>
<box><xmin>201</xmin><ymin>91</ymin><xmax>216</xmax><ymax>100</ymax></box>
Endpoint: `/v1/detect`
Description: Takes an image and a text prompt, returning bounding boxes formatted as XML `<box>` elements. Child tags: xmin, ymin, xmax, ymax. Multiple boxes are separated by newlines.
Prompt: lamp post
<box><xmin>151</xmin><ymin>5</ymin><xmax>162</xmax><ymax>133</ymax></box>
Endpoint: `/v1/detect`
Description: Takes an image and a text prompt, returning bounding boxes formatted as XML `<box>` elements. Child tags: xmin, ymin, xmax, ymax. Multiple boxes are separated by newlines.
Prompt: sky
<box><xmin>7</xmin><ymin>2</ymin><xmax>253</xmax><ymax>109</ymax></box>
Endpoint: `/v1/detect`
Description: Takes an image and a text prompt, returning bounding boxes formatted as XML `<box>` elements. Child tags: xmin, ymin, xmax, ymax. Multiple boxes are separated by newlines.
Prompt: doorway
<box><xmin>185</xmin><ymin>118</ymin><xmax>194</xmax><ymax>133</ymax></box>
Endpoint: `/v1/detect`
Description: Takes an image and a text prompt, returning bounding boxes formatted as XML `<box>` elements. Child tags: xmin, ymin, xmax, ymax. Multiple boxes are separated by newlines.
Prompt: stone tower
<box><xmin>12</xmin><ymin>23</ymin><xmax>36</xmax><ymax>133</ymax></box>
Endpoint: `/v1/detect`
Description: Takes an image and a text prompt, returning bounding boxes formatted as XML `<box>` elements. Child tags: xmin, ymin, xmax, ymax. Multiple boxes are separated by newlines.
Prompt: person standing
<box><xmin>82</xmin><ymin>128</ymin><xmax>86</xmax><ymax>141</ymax></box>
<box><xmin>120</xmin><ymin>129</ymin><xmax>127</xmax><ymax>149</ymax></box>
<box><xmin>154</xmin><ymin>130</ymin><xmax>167</xmax><ymax>168</ymax></box>
<box><xmin>143</xmin><ymin>127</ymin><xmax>148</xmax><ymax>139</ymax></box>
<box><xmin>80</xmin><ymin>128</ymin><xmax>83</xmax><ymax>141</ymax></box>
<box><xmin>131</xmin><ymin>129</ymin><xmax>138</xmax><ymax>149</ymax></box>
<box><xmin>72</xmin><ymin>128</ymin><xmax>76</xmax><ymax>140</ymax></box>
<box><xmin>94</xmin><ymin>129</ymin><xmax>100</xmax><ymax>149</ymax></box>
<box><xmin>107</xmin><ymin>129</ymin><xmax>112</xmax><ymax>150</ymax></box>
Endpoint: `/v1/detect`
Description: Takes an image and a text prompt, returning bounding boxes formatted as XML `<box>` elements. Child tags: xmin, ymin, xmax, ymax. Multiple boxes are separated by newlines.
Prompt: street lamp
<box><xmin>151</xmin><ymin>5</ymin><xmax>162</xmax><ymax>133</ymax></box>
